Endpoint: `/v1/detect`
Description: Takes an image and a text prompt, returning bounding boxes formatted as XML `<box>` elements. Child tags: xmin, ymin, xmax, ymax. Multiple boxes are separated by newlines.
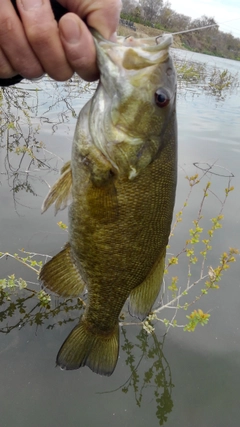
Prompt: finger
<box><xmin>0</xmin><ymin>48</ymin><xmax>16</xmax><ymax>79</ymax></box>
<box><xmin>84</xmin><ymin>0</ymin><xmax>122</xmax><ymax>40</ymax></box>
<box><xmin>58</xmin><ymin>0</ymin><xmax>121</xmax><ymax>39</ymax></box>
<box><xmin>0</xmin><ymin>0</ymin><xmax>43</xmax><ymax>79</ymax></box>
<box><xmin>16</xmin><ymin>0</ymin><xmax>73</xmax><ymax>81</ymax></box>
<box><xmin>59</xmin><ymin>14</ymin><xmax>98</xmax><ymax>82</ymax></box>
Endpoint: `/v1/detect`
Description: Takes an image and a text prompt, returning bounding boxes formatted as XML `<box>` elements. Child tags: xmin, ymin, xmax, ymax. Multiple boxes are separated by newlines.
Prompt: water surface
<box><xmin>0</xmin><ymin>50</ymin><xmax>240</xmax><ymax>427</ymax></box>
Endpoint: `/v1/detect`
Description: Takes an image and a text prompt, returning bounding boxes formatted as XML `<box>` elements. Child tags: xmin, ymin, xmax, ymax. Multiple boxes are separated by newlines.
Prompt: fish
<box><xmin>39</xmin><ymin>30</ymin><xmax>177</xmax><ymax>376</ymax></box>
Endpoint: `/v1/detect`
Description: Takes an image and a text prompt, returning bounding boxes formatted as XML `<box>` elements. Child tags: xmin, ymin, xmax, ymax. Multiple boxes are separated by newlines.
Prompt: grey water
<box><xmin>0</xmin><ymin>49</ymin><xmax>240</xmax><ymax>427</ymax></box>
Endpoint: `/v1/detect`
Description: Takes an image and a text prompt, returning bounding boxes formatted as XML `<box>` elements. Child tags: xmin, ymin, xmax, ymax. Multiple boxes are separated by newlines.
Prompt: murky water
<box><xmin>0</xmin><ymin>50</ymin><xmax>240</xmax><ymax>427</ymax></box>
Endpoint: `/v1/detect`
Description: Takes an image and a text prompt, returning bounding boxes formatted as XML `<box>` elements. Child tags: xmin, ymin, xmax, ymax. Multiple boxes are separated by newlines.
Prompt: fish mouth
<box><xmin>116</xmin><ymin>33</ymin><xmax>173</xmax><ymax>52</ymax></box>
<box><xmin>91</xmin><ymin>28</ymin><xmax>173</xmax><ymax>50</ymax></box>
<box><xmin>91</xmin><ymin>29</ymin><xmax>173</xmax><ymax>70</ymax></box>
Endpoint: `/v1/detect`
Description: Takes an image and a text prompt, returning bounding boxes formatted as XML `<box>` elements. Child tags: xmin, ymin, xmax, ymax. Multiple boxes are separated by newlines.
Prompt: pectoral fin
<box><xmin>39</xmin><ymin>243</ymin><xmax>86</xmax><ymax>298</ymax></box>
<box><xmin>42</xmin><ymin>160</ymin><xmax>72</xmax><ymax>215</ymax></box>
<box><xmin>129</xmin><ymin>249</ymin><xmax>166</xmax><ymax>320</ymax></box>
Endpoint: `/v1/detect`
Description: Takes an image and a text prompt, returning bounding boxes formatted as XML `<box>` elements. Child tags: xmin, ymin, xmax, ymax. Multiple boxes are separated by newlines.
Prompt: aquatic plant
<box><xmin>98</xmin><ymin>328</ymin><xmax>174</xmax><ymax>426</ymax></box>
<box><xmin>175</xmin><ymin>60</ymin><xmax>207</xmax><ymax>82</ymax></box>
<box><xmin>174</xmin><ymin>59</ymin><xmax>239</xmax><ymax>101</ymax></box>
<box><xmin>0</xmin><ymin>78</ymin><xmax>95</xmax><ymax>209</ymax></box>
<box><xmin>206</xmin><ymin>68</ymin><xmax>239</xmax><ymax>99</ymax></box>
<box><xmin>0</xmin><ymin>165</ymin><xmax>238</xmax><ymax>335</ymax></box>
<box><xmin>152</xmin><ymin>166</ymin><xmax>239</xmax><ymax>332</ymax></box>
<box><xmin>1</xmin><ymin>74</ymin><xmax>239</xmax><ymax>335</ymax></box>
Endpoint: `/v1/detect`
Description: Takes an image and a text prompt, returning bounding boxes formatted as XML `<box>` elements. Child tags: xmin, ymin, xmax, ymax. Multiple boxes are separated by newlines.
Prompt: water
<box><xmin>0</xmin><ymin>50</ymin><xmax>240</xmax><ymax>427</ymax></box>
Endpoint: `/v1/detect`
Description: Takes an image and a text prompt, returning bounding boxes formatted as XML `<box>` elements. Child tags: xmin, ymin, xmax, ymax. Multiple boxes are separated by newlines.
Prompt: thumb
<box><xmin>57</xmin><ymin>0</ymin><xmax>122</xmax><ymax>39</ymax></box>
<box><xmin>86</xmin><ymin>0</ymin><xmax>122</xmax><ymax>40</ymax></box>
<box><xmin>59</xmin><ymin>14</ymin><xmax>98</xmax><ymax>81</ymax></box>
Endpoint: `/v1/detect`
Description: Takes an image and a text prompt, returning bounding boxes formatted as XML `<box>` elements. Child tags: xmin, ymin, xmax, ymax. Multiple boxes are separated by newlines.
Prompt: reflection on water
<box><xmin>119</xmin><ymin>329</ymin><xmax>173</xmax><ymax>425</ymax></box>
<box><xmin>0</xmin><ymin>277</ymin><xmax>174</xmax><ymax>425</ymax></box>
<box><xmin>1</xmin><ymin>52</ymin><xmax>240</xmax><ymax>427</ymax></box>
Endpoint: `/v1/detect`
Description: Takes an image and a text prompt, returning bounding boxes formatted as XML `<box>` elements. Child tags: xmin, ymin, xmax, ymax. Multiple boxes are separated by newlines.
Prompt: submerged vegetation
<box><xmin>174</xmin><ymin>59</ymin><xmax>239</xmax><ymax>101</ymax></box>
<box><xmin>0</xmin><ymin>166</ymin><xmax>239</xmax><ymax>333</ymax></box>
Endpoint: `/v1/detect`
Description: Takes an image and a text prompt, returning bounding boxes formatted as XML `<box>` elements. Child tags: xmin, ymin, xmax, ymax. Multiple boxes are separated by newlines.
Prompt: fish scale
<box><xmin>40</xmin><ymin>31</ymin><xmax>177</xmax><ymax>376</ymax></box>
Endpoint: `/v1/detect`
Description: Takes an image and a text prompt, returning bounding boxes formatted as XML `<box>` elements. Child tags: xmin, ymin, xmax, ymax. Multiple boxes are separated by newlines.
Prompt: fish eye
<box><xmin>155</xmin><ymin>88</ymin><xmax>170</xmax><ymax>108</ymax></box>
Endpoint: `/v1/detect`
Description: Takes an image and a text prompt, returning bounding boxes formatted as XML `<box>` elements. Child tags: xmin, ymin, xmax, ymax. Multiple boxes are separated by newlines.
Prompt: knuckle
<box><xmin>0</xmin><ymin>16</ymin><xmax>14</xmax><ymax>38</ymax></box>
<box><xmin>66</xmin><ymin>47</ymin><xmax>90</xmax><ymax>69</ymax></box>
<box><xmin>70</xmin><ymin>56</ymin><xmax>88</xmax><ymax>69</ymax></box>
<box><xmin>27</xmin><ymin>22</ymin><xmax>57</xmax><ymax>48</ymax></box>
<box><xmin>5</xmin><ymin>53</ymin><xmax>43</xmax><ymax>79</ymax></box>
<box><xmin>67</xmin><ymin>53</ymin><xmax>98</xmax><ymax>81</ymax></box>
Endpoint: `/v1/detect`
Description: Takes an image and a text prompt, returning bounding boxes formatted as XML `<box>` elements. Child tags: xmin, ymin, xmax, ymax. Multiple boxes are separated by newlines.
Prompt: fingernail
<box><xmin>61</xmin><ymin>18</ymin><xmax>80</xmax><ymax>44</ymax></box>
<box><xmin>21</xmin><ymin>0</ymin><xmax>43</xmax><ymax>10</ymax></box>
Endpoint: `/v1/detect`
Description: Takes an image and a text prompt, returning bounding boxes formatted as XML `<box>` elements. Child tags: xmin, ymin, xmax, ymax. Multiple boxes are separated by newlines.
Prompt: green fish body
<box><xmin>40</xmin><ymin>32</ymin><xmax>177</xmax><ymax>376</ymax></box>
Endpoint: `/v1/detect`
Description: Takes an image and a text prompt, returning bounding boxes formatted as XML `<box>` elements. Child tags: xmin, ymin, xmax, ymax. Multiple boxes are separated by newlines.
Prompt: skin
<box><xmin>0</xmin><ymin>0</ymin><xmax>121</xmax><ymax>81</ymax></box>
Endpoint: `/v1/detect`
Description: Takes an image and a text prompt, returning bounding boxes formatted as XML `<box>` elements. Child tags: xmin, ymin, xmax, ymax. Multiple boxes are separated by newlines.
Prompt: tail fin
<box><xmin>57</xmin><ymin>320</ymin><xmax>119</xmax><ymax>376</ymax></box>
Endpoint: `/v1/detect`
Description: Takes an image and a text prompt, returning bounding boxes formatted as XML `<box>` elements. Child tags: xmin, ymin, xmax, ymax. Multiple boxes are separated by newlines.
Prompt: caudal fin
<box><xmin>57</xmin><ymin>320</ymin><xmax>119</xmax><ymax>376</ymax></box>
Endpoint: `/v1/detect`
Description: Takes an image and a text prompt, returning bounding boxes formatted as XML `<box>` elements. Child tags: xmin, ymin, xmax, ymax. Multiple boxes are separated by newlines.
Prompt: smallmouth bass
<box><xmin>40</xmin><ymin>31</ymin><xmax>177</xmax><ymax>376</ymax></box>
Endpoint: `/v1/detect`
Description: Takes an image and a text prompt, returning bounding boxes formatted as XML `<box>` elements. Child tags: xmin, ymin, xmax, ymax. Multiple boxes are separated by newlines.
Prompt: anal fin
<box><xmin>39</xmin><ymin>242</ymin><xmax>86</xmax><ymax>298</ymax></box>
<box><xmin>129</xmin><ymin>249</ymin><xmax>166</xmax><ymax>320</ymax></box>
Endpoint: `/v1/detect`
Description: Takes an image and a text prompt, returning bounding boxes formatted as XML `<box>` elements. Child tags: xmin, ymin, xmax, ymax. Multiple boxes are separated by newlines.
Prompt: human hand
<box><xmin>0</xmin><ymin>0</ymin><xmax>121</xmax><ymax>82</ymax></box>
